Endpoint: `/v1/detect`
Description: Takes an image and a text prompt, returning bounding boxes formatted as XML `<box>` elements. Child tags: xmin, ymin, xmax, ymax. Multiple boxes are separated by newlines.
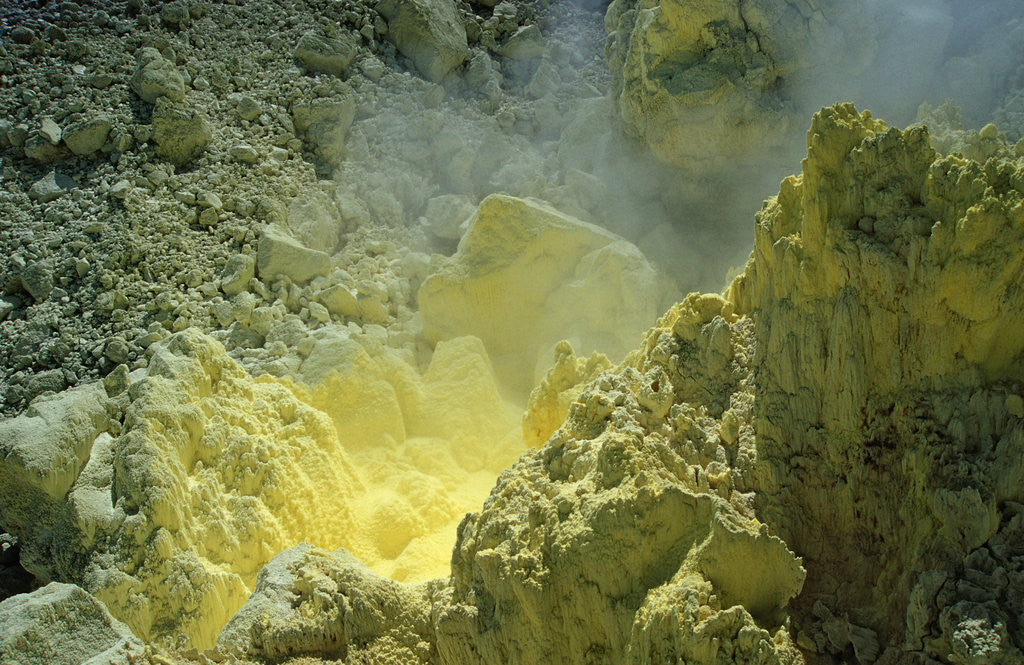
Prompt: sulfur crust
<box><xmin>5</xmin><ymin>103</ymin><xmax>1024</xmax><ymax>665</ymax></box>
<box><xmin>221</xmin><ymin>103</ymin><xmax>1024</xmax><ymax>665</ymax></box>
<box><xmin>1</xmin><ymin>326</ymin><xmax>524</xmax><ymax>650</ymax></box>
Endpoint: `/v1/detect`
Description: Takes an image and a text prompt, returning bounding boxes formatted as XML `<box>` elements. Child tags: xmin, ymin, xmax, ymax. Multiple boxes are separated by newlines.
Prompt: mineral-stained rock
<box><xmin>220</xmin><ymin>254</ymin><xmax>255</xmax><ymax>296</ymax></box>
<box><xmin>603</xmin><ymin>0</ymin><xmax>870</xmax><ymax>172</ymax></box>
<box><xmin>294</xmin><ymin>30</ymin><xmax>359</xmax><ymax>77</ymax></box>
<box><xmin>257</xmin><ymin>226</ymin><xmax>333</xmax><ymax>284</ymax></box>
<box><xmin>129</xmin><ymin>47</ymin><xmax>185</xmax><ymax>103</ymax></box>
<box><xmin>218</xmin><ymin>544</ymin><xmax>435</xmax><ymax>664</ymax></box>
<box><xmin>0</xmin><ymin>582</ymin><xmax>146</xmax><ymax>665</ymax></box>
<box><xmin>151</xmin><ymin>97</ymin><xmax>211</xmax><ymax>166</ymax></box>
<box><xmin>418</xmin><ymin>194</ymin><xmax>678</xmax><ymax>393</ymax></box>
<box><xmin>62</xmin><ymin>116</ymin><xmax>112</xmax><ymax>156</ymax></box>
<box><xmin>377</xmin><ymin>0</ymin><xmax>469</xmax><ymax>82</ymax></box>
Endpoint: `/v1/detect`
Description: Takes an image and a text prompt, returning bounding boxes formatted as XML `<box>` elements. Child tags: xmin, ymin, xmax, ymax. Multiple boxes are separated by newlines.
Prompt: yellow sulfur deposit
<box><xmin>0</xmin><ymin>326</ymin><xmax>523</xmax><ymax>649</ymax></box>
<box><xmin>213</xmin><ymin>104</ymin><xmax>1024</xmax><ymax>664</ymax></box>
<box><xmin>419</xmin><ymin>194</ymin><xmax>679</xmax><ymax>396</ymax></box>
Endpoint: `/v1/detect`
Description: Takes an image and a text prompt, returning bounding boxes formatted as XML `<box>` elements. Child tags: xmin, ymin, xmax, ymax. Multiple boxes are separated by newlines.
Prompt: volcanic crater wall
<box><xmin>210</xmin><ymin>104</ymin><xmax>1024</xmax><ymax>665</ymax></box>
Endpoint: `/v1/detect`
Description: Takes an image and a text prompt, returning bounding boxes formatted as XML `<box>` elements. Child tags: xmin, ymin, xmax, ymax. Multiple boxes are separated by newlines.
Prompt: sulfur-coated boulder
<box><xmin>257</xmin><ymin>226</ymin><xmax>334</xmax><ymax>284</ymax></box>
<box><xmin>151</xmin><ymin>97</ymin><xmax>211</xmax><ymax>166</ymax></box>
<box><xmin>129</xmin><ymin>47</ymin><xmax>185</xmax><ymax>104</ymax></box>
<box><xmin>0</xmin><ymin>583</ymin><xmax>146</xmax><ymax>665</ymax></box>
<box><xmin>418</xmin><ymin>194</ymin><xmax>677</xmax><ymax>394</ymax></box>
<box><xmin>377</xmin><ymin>0</ymin><xmax>468</xmax><ymax>82</ymax></box>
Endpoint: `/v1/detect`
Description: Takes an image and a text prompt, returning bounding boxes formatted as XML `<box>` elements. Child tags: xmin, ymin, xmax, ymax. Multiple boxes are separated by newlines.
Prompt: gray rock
<box><xmin>294</xmin><ymin>31</ymin><xmax>359</xmax><ymax>77</ymax></box>
<box><xmin>28</xmin><ymin>171</ymin><xmax>76</xmax><ymax>203</ymax></box>
<box><xmin>104</xmin><ymin>337</ymin><xmax>130</xmax><ymax>364</ymax></box>
<box><xmin>151</xmin><ymin>97</ymin><xmax>211</xmax><ymax>166</ymax></box>
<box><xmin>24</xmin><ymin>369</ymin><xmax>67</xmax><ymax>399</ymax></box>
<box><xmin>234</xmin><ymin>95</ymin><xmax>261</xmax><ymax>121</ymax></box>
<box><xmin>62</xmin><ymin>116</ymin><xmax>112</xmax><ymax>155</ymax></box>
<box><xmin>22</xmin><ymin>135</ymin><xmax>62</xmax><ymax>163</ymax></box>
<box><xmin>198</xmin><ymin>207</ymin><xmax>219</xmax><ymax>227</ymax></box>
<box><xmin>377</xmin><ymin>0</ymin><xmax>469</xmax><ymax>82</ymax></box>
<box><xmin>0</xmin><ymin>582</ymin><xmax>145</xmax><ymax>665</ymax></box>
<box><xmin>20</xmin><ymin>260</ymin><xmax>55</xmax><ymax>301</ymax></box>
<box><xmin>129</xmin><ymin>47</ymin><xmax>185</xmax><ymax>103</ymax></box>
<box><xmin>10</xmin><ymin>26</ymin><xmax>34</xmax><ymax>44</ymax></box>
<box><xmin>197</xmin><ymin>190</ymin><xmax>222</xmax><ymax>208</ymax></box>
<box><xmin>108</xmin><ymin>179</ymin><xmax>132</xmax><ymax>200</ymax></box>
<box><xmin>0</xmin><ymin>297</ymin><xmax>16</xmax><ymax>320</ymax></box>
<box><xmin>102</xmin><ymin>364</ymin><xmax>130</xmax><ymax>397</ymax></box>
<box><xmin>38</xmin><ymin>118</ymin><xmax>62</xmax><ymax>144</ymax></box>
<box><xmin>421</xmin><ymin>193</ymin><xmax>475</xmax><ymax>241</ymax></box>
<box><xmin>7</xmin><ymin>124</ymin><xmax>28</xmax><ymax>147</ymax></box>
<box><xmin>86</xmin><ymin>73</ymin><xmax>114</xmax><ymax>89</ymax></box>
<box><xmin>160</xmin><ymin>1</ymin><xmax>191</xmax><ymax>28</ymax></box>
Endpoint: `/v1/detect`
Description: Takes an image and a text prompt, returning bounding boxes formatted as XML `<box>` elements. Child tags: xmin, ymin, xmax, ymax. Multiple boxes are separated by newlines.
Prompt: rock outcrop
<box><xmin>377</xmin><ymin>0</ymin><xmax>469</xmax><ymax>82</ymax></box>
<box><xmin>0</xmin><ymin>582</ymin><xmax>147</xmax><ymax>665</ymax></box>
<box><xmin>728</xmin><ymin>103</ymin><xmax>1024</xmax><ymax>663</ymax></box>
<box><xmin>0</xmin><ymin>325</ymin><xmax>523</xmax><ymax>650</ymax></box>
<box><xmin>419</xmin><ymin>194</ymin><xmax>679</xmax><ymax>394</ymax></box>
<box><xmin>219</xmin><ymin>103</ymin><xmax>1024</xmax><ymax>665</ymax></box>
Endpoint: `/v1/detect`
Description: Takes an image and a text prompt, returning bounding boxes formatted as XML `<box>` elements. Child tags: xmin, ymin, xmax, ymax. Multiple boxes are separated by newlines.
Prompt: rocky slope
<box><xmin>210</xmin><ymin>103</ymin><xmax>1024</xmax><ymax>665</ymax></box>
<box><xmin>2</xmin><ymin>0</ymin><xmax>1024</xmax><ymax>664</ymax></box>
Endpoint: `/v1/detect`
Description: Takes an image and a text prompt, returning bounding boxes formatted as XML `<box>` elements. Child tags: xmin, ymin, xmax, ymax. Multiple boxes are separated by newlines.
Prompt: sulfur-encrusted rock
<box><xmin>0</xmin><ymin>331</ymin><xmax>362</xmax><ymax>648</ymax></box>
<box><xmin>603</xmin><ymin>0</ymin><xmax>868</xmax><ymax>171</ymax></box>
<box><xmin>0</xmin><ymin>383</ymin><xmax>109</xmax><ymax>557</ymax></box>
<box><xmin>291</xmin><ymin>97</ymin><xmax>356</xmax><ymax>169</ymax></box>
<box><xmin>318</xmin><ymin>283</ymin><xmax>360</xmax><ymax>318</ymax></box>
<box><xmin>218</xmin><ymin>544</ymin><xmax>435</xmax><ymax>664</ymax></box>
<box><xmin>220</xmin><ymin>254</ymin><xmax>255</xmax><ymax>296</ymax></box>
<box><xmin>151</xmin><ymin>97</ymin><xmax>211</xmax><ymax>166</ymax></box>
<box><xmin>0</xmin><ymin>582</ymin><xmax>146</xmax><ymax>665</ymax></box>
<box><xmin>377</xmin><ymin>0</ymin><xmax>468</xmax><ymax>82</ymax></box>
<box><xmin>129</xmin><ymin>47</ymin><xmax>185</xmax><ymax>104</ymax></box>
<box><xmin>294</xmin><ymin>30</ymin><xmax>359</xmax><ymax>77</ymax></box>
<box><xmin>720</xmin><ymin>103</ymin><xmax>1024</xmax><ymax>662</ymax></box>
<box><xmin>257</xmin><ymin>227</ymin><xmax>333</xmax><ymax>284</ymax></box>
<box><xmin>61</xmin><ymin>116</ymin><xmax>111</xmax><ymax>156</ymax></box>
<box><xmin>419</xmin><ymin>194</ymin><xmax>678</xmax><ymax>393</ymax></box>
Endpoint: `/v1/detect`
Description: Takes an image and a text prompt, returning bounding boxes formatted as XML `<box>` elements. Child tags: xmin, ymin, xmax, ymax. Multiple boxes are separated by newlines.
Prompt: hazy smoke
<box><xmin>325</xmin><ymin>0</ymin><xmax>1024</xmax><ymax>303</ymax></box>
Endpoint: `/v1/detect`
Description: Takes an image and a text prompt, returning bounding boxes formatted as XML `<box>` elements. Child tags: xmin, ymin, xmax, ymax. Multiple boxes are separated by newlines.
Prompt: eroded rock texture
<box><xmin>728</xmin><ymin>103</ymin><xmax>1024</xmax><ymax>663</ymax></box>
<box><xmin>604</xmin><ymin>0</ymin><xmax>864</xmax><ymax>171</ymax></box>
<box><xmin>226</xmin><ymin>104</ymin><xmax>1024</xmax><ymax>665</ymax></box>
